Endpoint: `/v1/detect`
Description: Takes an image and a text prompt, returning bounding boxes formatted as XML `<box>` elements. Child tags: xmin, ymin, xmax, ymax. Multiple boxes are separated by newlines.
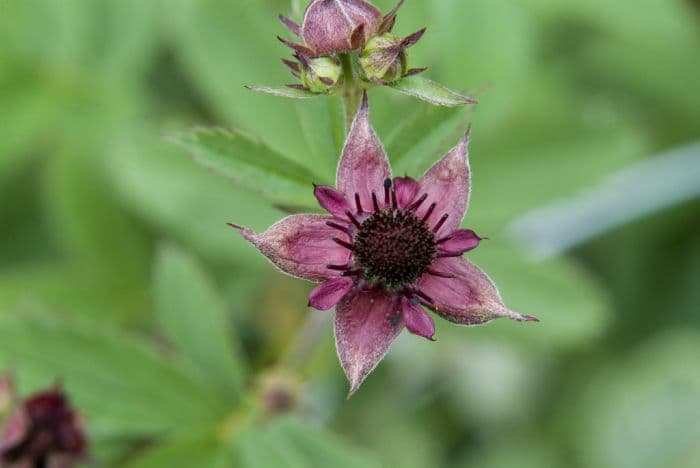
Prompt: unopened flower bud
<box><xmin>0</xmin><ymin>386</ymin><xmax>87</xmax><ymax>467</ymax></box>
<box><xmin>300</xmin><ymin>56</ymin><xmax>342</xmax><ymax>93</ymax></box>
<box><xmin>359</xmin><ymin>29</ymin><xmax>426</xmax><ymax>83</ymax></box>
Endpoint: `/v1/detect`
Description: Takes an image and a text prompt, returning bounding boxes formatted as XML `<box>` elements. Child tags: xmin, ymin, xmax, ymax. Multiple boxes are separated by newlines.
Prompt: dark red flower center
<box><xmin>354</xmin><ymin>209</ymin><xmax>436</xmax><ymax>289</ymax></box>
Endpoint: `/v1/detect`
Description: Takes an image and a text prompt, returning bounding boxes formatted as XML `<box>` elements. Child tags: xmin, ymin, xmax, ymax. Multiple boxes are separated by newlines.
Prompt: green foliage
<box><xmin>1</xmin><ymin>0</ymin><xmax>699</xmax><ymax>467</ymax></box>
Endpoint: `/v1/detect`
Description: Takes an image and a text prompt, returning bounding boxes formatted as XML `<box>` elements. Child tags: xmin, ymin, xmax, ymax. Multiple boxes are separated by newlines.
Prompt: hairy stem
<box><xmin>339</xmin><ymin>53</ymin><xmax>363</xmax><ymax>134</ymax></box>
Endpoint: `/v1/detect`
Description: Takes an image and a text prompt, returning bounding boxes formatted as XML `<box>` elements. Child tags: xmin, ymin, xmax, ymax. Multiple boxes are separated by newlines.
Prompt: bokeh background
<box><xmin>1</xmin><ymin>0</ymin><xmax>699</xmax><ymax>466</ymax></box>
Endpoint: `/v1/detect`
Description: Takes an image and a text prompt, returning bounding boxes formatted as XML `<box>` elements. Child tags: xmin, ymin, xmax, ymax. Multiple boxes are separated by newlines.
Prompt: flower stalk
<box><xmin>339</xmin><ymin>53</ymin><xmax>363</xmax><ymax>133</ymax></box>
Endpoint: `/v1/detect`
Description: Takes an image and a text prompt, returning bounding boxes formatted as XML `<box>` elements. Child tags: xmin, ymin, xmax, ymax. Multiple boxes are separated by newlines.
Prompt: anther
<box><xmin>372</xmin><ymin>192</ymin><xmax>380</xmax><ymax>212</ymax></box>
<box><xmin>407</xmin><ymin>193</ymin><xmax>428</xmax><ymax>211</ymax></box>
<box><xmin>326</xmin><ymin>264</ymin><xmax>349</xmax><ymax>271</ymax></box>
<box><xmin>421</xmin><ymin>203</ymin><xmax>436</xmax><ymax>223</ymax></box>
<box><xmin>355</xmin><ymin>193</ymin><xmax>364</xmax><ymax>214</ymax></box>
<box><xmin>433</xmin><ymin>214</ymin><xmax>449</xmax><ymax>233</ymax></box>
<box><xmin>326</xmin><ymin>221</ymin><xmax>350</xmax><ymax>234</ymax></box>
<box><xmin>332</xmin><ymin>237</ymin><xmax>355</xmax><ymax>251</ymax></box>
<box><xmin>427</xmin><ymin>269</ymin><xmax>455</xmax><ymax>278</ymax></box>
<box><xmin>345</xmin><ymin>210</ymin><xmax>362</xmax><ymax>229</ymax></box>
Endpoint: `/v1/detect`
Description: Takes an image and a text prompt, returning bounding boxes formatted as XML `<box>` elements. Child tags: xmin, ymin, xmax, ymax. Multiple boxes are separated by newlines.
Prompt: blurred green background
<box><xmin>1</xmin><ymin>0</ymin><xmax>699</xmax><ymax>466</ymax></box>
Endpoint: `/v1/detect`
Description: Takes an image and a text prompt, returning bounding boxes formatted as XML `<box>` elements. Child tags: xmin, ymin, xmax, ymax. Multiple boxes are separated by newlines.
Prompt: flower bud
<box><xmin>0</xmin><ymin>386</ymin><xmax>87</xmax><ymax>467</ymax></box>
<box><xmin>359</xmin><ymin>29</ymin><xmax>426</xmax><ymax>83</ymax></box>
<box><xmin>301</xmin><ymin>0</ymin><xmax>382</xmax><ymax>56</ymax></box>
<box><xmin>299</xmin><ymin>56</ymin><xmax>342</xmax><ymax>93</ymax></box>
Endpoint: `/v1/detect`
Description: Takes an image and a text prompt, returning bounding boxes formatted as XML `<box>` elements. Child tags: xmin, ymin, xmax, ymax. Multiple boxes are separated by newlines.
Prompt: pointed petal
<box><xmin>230</xmin><ymin>215</ymin><xmax>351</xmax><ymax>282</ymax></box>
<box><xmin>0</xmin><ymin>407</ymin><xmax>28</xmax><ymax>452</ymax></box>
<box><xmin>393</xmin><ymin>176</ymin><xmax>419</xmax><ymax>208</ymax></box>
<box><xmin>314</xmin><ymin>184</ymin><xmax>351</xmax><ymax>219</ymax></box>
<box><xmin>419</xmin><ymin>257</ymin><xmax>538</xmax><ymax>326</ymax></box>
<box><xmin>277</xmin><ymin>36</ymin><xmax>316</xmax><ymax>56</ymax></box>
<box><xmin>309</xmin><ymin>277</ymin><xmax>354</xmax><ymax>310</ymax></box>
<box><xmin>336</xmin><ymin>92</ymin><xmax>392</xmax><ymax>210</ymax></box>
<box><xmin>438</xmin><ymin>229</ymin><xmax>483</xmax><ymax>255</ymax></box>
<box><xmin>335</xmin><ymin>290</ymin><xmax>403</xmax><ymax>396</ymax></box>
<box><xmin>279</xmin><ymin>14</ymin><xmax>301</xmax><ymax>36</ymax></box>
<box><xmin>401</xmin><ymin>28</ymin><xmax>426</xmax><ymax>48</ymax></box>
<box><xmin>415</xmin><ymin>129</ymin><xmax>471</xmax><ymax>234</ymax></box>
<box><xmin>402</xmin><ymin>298</ymin><xmax>436</xmax><ymax>340</ymax></box>
<box><xmin>379</xmin><ymin>0</ymin><xmax>405</xmax><ymax>34</ymax></box>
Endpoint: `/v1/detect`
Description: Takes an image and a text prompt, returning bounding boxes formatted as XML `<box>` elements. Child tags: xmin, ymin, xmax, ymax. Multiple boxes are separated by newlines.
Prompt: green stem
<box><xmin>339</xmin><ymin>53</ymin><xmax>362</xmax><ymax>134</ymax></box>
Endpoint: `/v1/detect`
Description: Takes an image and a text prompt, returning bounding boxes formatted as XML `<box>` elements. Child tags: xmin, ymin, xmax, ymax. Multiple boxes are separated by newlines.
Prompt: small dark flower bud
<box><xmin>0</xmin><ymin>386</ymin><xmax>87</xmax><ymax>468</ymax></box>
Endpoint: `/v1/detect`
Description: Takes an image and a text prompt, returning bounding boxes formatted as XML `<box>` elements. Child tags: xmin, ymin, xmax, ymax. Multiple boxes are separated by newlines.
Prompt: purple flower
<box><xmin>231</xmin><ymin>93</ymin><xmax>537</xmax><ymax>395</ymax></box>
<box><xmin>0</xmin><ymin>385</ymin><xmax>86</xmax><ymax>467</ymax></box>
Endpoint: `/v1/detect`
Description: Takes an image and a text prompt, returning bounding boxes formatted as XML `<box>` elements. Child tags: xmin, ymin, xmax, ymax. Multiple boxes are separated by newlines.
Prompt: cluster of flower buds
<box><xmin>0</xmin><ymin>377</ymin><xmax>86</xmax><ymax>468</ymax></box>
<box><xmin>249</xmin><ymin>0</ymin><xmax>474</xmax><ymax>106</ymax></box>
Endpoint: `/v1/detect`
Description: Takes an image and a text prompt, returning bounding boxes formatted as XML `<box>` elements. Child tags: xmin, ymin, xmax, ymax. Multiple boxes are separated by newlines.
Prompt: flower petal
<box><xmin>0</xmin><ymin>407</ymin><xmax>28</xmax><ymax>452</ymax></box>
<box><xmin>335</xmin><ymin>289</ymin><xmax>403</xmax><ymax>396</ymax></box>
<box><xmin>230</xmin><ymin>215</ymin><xmax>350</xmax><ymax>282</ymax></box>
<box><xmin>420</xmin><ymin>257</ymin><xmax>538</xmax><ymax>325</ymax></box>
<box><xmin>393</xmin><ymin>176</ymin><xmax>419</xmax><ymax>208</ymax></box>
<box><xmin>308</xmin><ymin>277</ymin><xmax>355</xmax><ymax>311</ymax></box>
<box><xmin>438</xmin><ymin>229</ymin><xmax>483</xmax><ymax>255</ymax></box>
<box><xmin>402</xmin><ymin>298</ymin><xmax>436</xmax><ymax>340</ymax></box>
<box><xmin>415</xmin><ymin>129</ymin><xmax>471</xmax><ymax>234</ymax></box>
<box><xmin>313</xmin><ymin>184</ymin><xmax>351</xmax><ymax>219</ymax></box>
<box><xmin>336</xmin><ymin>92</ymin><xmax>392</xmax><ymax>212</ymax></box>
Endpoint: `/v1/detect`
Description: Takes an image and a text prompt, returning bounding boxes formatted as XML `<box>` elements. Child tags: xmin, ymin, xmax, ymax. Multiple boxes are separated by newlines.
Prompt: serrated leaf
<box><xmin>0</xmin><ymin>314</ymin><xmax>225</xmax><ymax>436</ymax></box>
<box><xmin>389</xmin><ymin>75</ymin><xmax>477</xmax><ymax>107</ymax></box>
<box><xmin>237</xmin><ymin>426</ymin><xmax>310</xmax><ymax>468</ymax></box>
<box><xmin>168</xmin><ymin>127</ymin><xmax>319</xmax><ymax>206</ymax></box>
<box><xmin>153</xmin><ymin>243</ymin><xmax>247</xmax><ymax>403</ymax></box>
<box><xmin>246</xmin><ymin>85</ymin><xmax>318</xmax><ymax>99</ymax></box>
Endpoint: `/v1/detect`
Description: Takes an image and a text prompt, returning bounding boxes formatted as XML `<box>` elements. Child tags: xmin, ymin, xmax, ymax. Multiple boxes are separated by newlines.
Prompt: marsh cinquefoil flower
<box><xmin>0</xmin><ymin>385</ymin><xmax>86</xmax><ymax>468</ymax></box>
<box><xmin>230</xmin><ymin>94</ymin><xmax>537</xmax><ymax>395</ymax></box>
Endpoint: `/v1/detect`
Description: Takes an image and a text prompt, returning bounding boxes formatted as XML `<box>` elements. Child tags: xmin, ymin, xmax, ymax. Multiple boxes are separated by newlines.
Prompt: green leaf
<box><xmin>126</xmin><ymin>431</ymin><xmax>233</xmax><ymax>468</ymax></box>
<box><xmin>274</xmin><ymin>418</ymin><xmax>382</xmax><ymax>468</ymax></box>
<box><xmin>168</xmin><ymin>127</ymin><xmax>319</xmax><ymax>206</ymax></box>
<box><xmin>389</xmin><ymin>76</ymin><xmax>477</xmax><ymax>107</ymax></box>
<box><xmin>294</xmin><ymin>96</ymin><xmax>344</xmax><ymax>180</ymax></box>
<box><xmin>237</xmin><ymin>425</ymin><xmax>309</xmax><ymax>468</ymax></box>
<box><xmin>0</xmin><ymin>313</ymin><xmax>225</xmax><ymax>436</ymax></box>
<box><xmin>153</xmin><ymin>243</ymin><xmax>247</xmax><ymax>403</ymax></box>
<box><xmin>246</xmin><ymin>85</ymin><xmax>318</xmax><ymax>99</ymax></box>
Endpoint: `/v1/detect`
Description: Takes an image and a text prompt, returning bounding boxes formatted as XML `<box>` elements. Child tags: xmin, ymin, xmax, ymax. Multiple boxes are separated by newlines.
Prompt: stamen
<box><xmin>332</xmin><ymin>237</ymin><xmax>355</xmax><ymax>251</ymax></box>
<box><xmin>436</xmin><ymin>252</ymin><xmax>463</xmax><ymax>258</ymax></box>
<box><xmin>342</xmin><ymin>268</ymin><xmax>363</xmax><ymax>277</ymax></box>
<box><xmin>326</xmin><ymin>264</ymin><xmax>349</xmax><ymax>271</ymax></box>
<box><xmin>391</xmin><ymin>190</ymin><xmax>398</xmax><ymax>209</ymax></box>
<box><xmin>355</xmin><ymin>193</ymin><xmax>364</xmax><ymax>214</ymax></box>
<box><xmin>326</xmin><ymin>221</ymin><xmax>350</xmax><ymax>234</ymax></box>
<box><xmin>436</xmin><ymin>235</ymin><xmax>452</xmax><ymax>245</ymax></box>
<box><xmin>384</xmin><ymin>179</ymin><xmax>392</xmax><ymax>206</ymax></box>
<box><xmin>414</xmin><ymin>288</ymin><xmax>435</xmax><ymax>304</ymax></box>
<box><xmin>433</xmin><ymin>214</ymin><xmax>449</xmax><ymax>233</ymax></box>
<box><xmin>421</xmin><ymin>203</ymin><xmax>436</xmax><ymax>223</ymax></box>
<box><xmin>407</xmin><ymin>193</ymin><xmax>428</xmax><ymax>211</ymax></box>
<box><xmin>345</xmin><ymin>210</ymin><xmax>362</xmax><ymax>229</ymax></box>
<box><xmin>372</xmin><ymin>192</ymin><xmax>380</xmax><ymax>212</ymax></box>
<box><xmin>427</xmin><ymin>268</ymin><xmax>455</xmax><ymax>278</ymax></box>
